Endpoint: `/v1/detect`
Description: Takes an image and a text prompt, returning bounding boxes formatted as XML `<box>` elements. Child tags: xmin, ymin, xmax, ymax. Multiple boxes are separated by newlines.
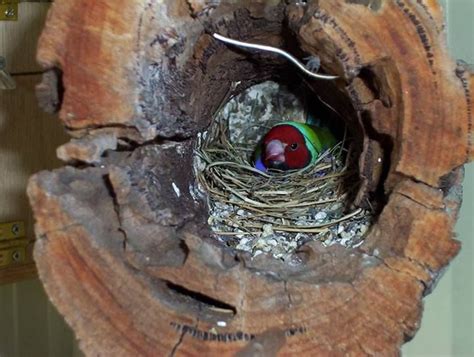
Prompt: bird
<box><xmin>253</xmin><ymin>121</ymin><xmax>336</xmax><ymax>172</ymax></box>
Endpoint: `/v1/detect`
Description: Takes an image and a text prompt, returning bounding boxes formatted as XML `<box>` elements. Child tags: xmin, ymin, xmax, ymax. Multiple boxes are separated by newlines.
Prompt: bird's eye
<box><xmin>290</xmin><ymin>143</ymin><xmax>298</xmax><ymax>151</ymax></box>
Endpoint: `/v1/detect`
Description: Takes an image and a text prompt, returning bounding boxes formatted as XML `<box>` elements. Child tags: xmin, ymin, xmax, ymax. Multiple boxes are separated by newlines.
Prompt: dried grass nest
<box><xmin>194</xmin><ymin>85</ymin><xmax>373</xmax><ymax>260</ymax></box>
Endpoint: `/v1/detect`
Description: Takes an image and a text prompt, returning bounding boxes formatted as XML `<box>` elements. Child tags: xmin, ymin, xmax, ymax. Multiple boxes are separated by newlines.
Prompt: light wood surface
<box><xmin>0</xmin><ymin>3</ymin><xmax>68</xmax><ymax>283</ymax></box>
<box><xmin>0</xmin><ymin>3</ymin><xmax>80</xmax><ymax>356</ymax></box>
<box><xmin>0</xmin><ymin>75</ymin><xmax>66</xmax><ymax>234</ymax></box>
<box><xmin>0</xmin><ymin>279</ymin><xmax>78</xmax><ymax>356</ymax></box>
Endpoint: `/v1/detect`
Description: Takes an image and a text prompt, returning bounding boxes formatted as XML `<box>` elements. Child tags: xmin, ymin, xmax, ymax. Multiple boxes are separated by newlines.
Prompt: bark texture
<box><xmin>29</xmin><ymin>0</ymin><xmax>473</xmax><ymax>355</ymax></box>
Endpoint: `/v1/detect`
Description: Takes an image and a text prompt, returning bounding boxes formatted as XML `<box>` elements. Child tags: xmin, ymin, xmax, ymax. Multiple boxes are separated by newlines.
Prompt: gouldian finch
<box><xmin>253</xmin><ymin>121</ymin><xmax>336</xmax><ymax>172</ymax></box>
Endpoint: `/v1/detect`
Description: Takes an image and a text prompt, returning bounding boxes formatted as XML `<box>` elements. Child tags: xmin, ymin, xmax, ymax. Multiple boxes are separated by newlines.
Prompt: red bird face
<box><xmin>262</xmin><ymin>124</ymin><xmax>311</xmax><ymax>170</ymax></box>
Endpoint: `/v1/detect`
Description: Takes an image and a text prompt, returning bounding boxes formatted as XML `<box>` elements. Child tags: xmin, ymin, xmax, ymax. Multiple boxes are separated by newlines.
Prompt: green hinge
<box><xmin>0</xmin><ymin>0</ymin><xmax>19</xmax><ymax>21</ymax></box>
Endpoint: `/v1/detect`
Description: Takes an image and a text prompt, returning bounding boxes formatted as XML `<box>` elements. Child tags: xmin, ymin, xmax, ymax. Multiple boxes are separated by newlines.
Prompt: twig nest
<box><xmin>195</xmin><ymin>81</ymin><xmax>373</xmax><ymax>260</ymax></box>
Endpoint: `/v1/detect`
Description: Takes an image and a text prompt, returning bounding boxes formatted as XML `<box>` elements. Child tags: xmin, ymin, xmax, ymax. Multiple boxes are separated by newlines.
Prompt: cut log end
<box><xmin>29</xmin><ymin>0</ymin><xmax>472</xmax><ymax>355</ymax></box>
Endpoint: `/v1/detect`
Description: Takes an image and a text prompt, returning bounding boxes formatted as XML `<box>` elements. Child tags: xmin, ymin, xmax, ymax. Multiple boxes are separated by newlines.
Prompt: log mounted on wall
<box><xmin>28</xmin><ymin>0</ymin><xmax>473</xmax><ymax>355</ymax></box>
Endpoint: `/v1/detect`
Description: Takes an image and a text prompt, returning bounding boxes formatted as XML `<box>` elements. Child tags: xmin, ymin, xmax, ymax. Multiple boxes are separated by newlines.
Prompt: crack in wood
<box><xmin>284</xmin><ymin>280</ymin><xmax>293</xmax><ymax>308</ymax></box>
<box><xmin>169</xmin><ymin>317</ymin><xmax>199</xmax><ymax>357</ymax></box>
<box><xmin>395</xmin><ymin>191</ymin><xmax>443</xmax><ymax>211</ymax></box>
<box><xmin>381</xmin><ymin>258</ymin><xmax>427</xmax><ymax>290</ymax></box>
<box><xmin>165</xmin><ymin>280</ymin><xmax>237</xmax><ymax>316</ymax></box>
<box><xmin>102</xmin><ymin>174</ymin><xmax>128</xmax><ymax>251</ymax></box>
<box><xmin>169</xmin><ymin>329</ymin><xmax>186</xmax><ymax>357</ymax></box>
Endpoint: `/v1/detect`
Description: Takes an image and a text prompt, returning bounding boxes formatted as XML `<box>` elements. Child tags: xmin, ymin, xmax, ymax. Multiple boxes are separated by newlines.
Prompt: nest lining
<box><xmin>194</xmin><ymin>81</ymin><xmax>372</xmax><ymax>260</ymax></box>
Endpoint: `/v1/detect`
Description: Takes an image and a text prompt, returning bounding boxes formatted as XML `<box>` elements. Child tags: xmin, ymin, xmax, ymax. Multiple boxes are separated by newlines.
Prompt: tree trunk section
<box><xmin>28</xmin><ymin>0</ymin><xmax>473</xmax><ymax>355</ymax></box>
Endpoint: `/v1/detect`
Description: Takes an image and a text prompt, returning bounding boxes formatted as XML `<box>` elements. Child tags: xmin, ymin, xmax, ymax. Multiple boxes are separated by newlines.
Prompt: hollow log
<box><xmin>28</xmin><ymin>0</ymin><xmax>473</xmax><ymax>355</ymax></box>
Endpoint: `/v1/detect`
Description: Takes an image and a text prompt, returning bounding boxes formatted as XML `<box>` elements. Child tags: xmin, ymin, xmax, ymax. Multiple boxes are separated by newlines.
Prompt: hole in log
<box><xmin>129</xmin><ymin>4</ymin><xmax>396</xmax><ymax>264</ymax></box>
<box><xmin>54</xmin><ymin>3</ymin><xmax>404</xmax><ymax>285</ymax></box>
<box><xmin>184</xmin><ymin>27</ymin><xmax>396</xmax><ymax>259</ymax></box>
<box><xmin>194</xmin><ymin>77</ymin><xmax>374</xmax><ymax>258</ymax></box>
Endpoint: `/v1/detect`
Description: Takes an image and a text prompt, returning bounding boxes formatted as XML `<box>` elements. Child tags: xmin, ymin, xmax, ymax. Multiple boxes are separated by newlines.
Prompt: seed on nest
<box><xmin>288</xmin><ymin>241</ymin><xmax>298</xmax><ymax>249</ymax></box>
<box><xmin>240</xmin><ymin>237</ymin><xmax>249</xmax><ymax>245</ymax></box>
<box><xmin>340</xmin><ymin>235</ymin><xmax>351</xmax><ymax>246</ymax></box>
<box><xmin>262</xmin><ymin>224</ymin><xmax>274</xmax><ymax>237</ymax></box>
<box><xmin>314</xmin><ymin>211</ymin><xmax>328</xmax><ymax>221</ymax></box>
<box><xmin>267</xmin><ymin>238</ymin><xmax>278</xmax><ymax>246</ymax></box>
<box><xmin>340</xmin><ymin>230</ymin><xmax>352</xmax><ymax>240</ymax></box>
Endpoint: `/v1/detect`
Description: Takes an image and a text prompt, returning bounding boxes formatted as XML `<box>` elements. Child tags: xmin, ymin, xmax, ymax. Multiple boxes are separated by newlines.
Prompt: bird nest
<box><xmin>194</xmin><ymin>81</ymin><xmax>373</xmax><ymax>260</ymax></box>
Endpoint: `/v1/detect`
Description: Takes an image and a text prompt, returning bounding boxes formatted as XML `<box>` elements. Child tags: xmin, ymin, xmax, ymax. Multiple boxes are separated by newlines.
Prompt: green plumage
<box><xmin>253</xmin><ymin>111</ymin><xmax>337</xmax><ymax>172</ymax></box>
<box><xmin>274</xmin><ymin>121</ymin><xmax>336</xmax><ymax>164</ymax></box>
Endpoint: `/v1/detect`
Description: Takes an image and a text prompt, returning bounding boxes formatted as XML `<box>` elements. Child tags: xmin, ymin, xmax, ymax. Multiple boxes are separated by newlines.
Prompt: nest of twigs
<box><xmin>194</xmin><ymin>82</ymin><xmax>372</xmax><ymax>260</ymax></box>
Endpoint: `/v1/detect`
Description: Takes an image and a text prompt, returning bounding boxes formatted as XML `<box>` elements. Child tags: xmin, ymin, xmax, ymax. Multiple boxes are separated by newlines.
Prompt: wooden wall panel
<box><xmin>0</xmin><ymin>279</ymin><xmax>77</xmax><ymax>357</ymax></box>
<box><xmin>0</xmin><ymin>73</ymin><xmax>67</xmax><ymax>282</ymax></box>
<box><xmin>0</xmin><ymin>3</ymin><xmax>80</xmax><ymax>357</ymax></box>
<box><xmin>1</xmin><ymin>2</ymin><xmax>68</xmax><ymax>283</ymax></box>
<box><xmin>0</xmin><ymin>75</ymin><xmax>66</xmax><ymax>235</ymax></box>
<box><xmin>0</xmin><ymin>3</ymin><xmax>50</xmax><ymax>74</ymax></box>
<box><xmin>0</xmin><ymin>284</ymin><xmax>16</xmax><ymax>356</ymax></box>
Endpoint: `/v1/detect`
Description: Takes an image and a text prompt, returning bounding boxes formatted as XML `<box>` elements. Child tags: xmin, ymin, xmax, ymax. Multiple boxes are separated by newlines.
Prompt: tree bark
<box><xmin>28</xmin><ymin>0</ymin><xmax>473</xmax><ymax>355</ymax></box>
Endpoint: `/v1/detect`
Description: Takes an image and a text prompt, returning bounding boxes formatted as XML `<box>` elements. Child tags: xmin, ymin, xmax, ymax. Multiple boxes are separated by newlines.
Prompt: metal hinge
<box><xmin>0</xmin><ymin>221</ymin><xmax>27</xmax><ymax>268</ymax></box>
<box><xmin>0</xmin><ymin>240</ymin><xmax>27</xmax><ymax>267</ymax></box>
<box><xmin>0</xmin><ymin>0</ymin><xmax>19</xmax><ymax>21</ymax></box>
<box><xmin>1</xmin><ymin>1</ymin><xmax>53</xmax><ymax>21</ymax></box>
<box><xmin>0</xmin><ymin>221</ymin><xmax>25</xmax><ymax>241</ymax></box>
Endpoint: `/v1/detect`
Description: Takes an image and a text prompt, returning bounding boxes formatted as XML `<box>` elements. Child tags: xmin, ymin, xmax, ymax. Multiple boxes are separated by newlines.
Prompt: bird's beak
<box><xmin>265</xmin><ymin>140</ymin><xmax>285</xmax><ymax>165</ymax></box>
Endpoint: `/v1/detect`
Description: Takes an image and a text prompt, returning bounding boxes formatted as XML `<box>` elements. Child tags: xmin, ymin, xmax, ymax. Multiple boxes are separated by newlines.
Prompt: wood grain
<box><xmin>28</xmin><ymin>0</ymin><xmax>473</xmax><ymax>355</ymax></box>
